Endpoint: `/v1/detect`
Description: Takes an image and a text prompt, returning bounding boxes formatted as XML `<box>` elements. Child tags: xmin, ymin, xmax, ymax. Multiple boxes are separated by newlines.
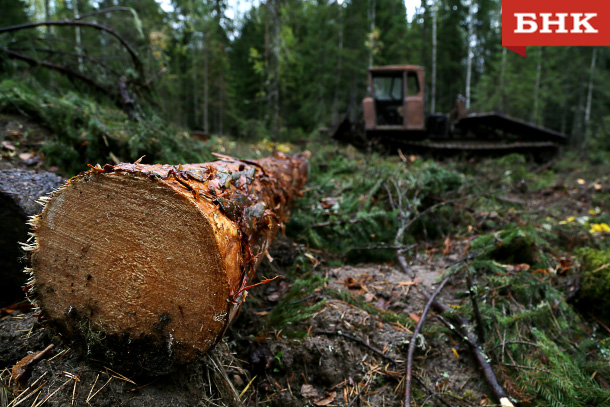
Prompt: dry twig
<box><xmin>404</xmin><ymin>276</ymin><xmax>450</xmax><ymax>406</ymax></box>
<box><xmin>395</xmin><ymin>253</ymin><xmax>515</xmax><ymax>407</ymax></box>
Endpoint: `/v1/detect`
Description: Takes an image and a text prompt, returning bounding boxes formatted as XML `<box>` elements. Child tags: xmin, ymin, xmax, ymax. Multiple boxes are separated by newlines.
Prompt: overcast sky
<box><xmin>158</xmin><ymin>0</ymin><xmax>420</xmax><ymax>22</ymax></box>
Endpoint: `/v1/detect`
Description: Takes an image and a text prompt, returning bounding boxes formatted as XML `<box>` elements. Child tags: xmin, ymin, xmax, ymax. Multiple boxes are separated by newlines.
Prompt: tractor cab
<box><xmin>362</xmin><ymin>65</ymin><xmax>426</xmax><ymax>135</ymax></box>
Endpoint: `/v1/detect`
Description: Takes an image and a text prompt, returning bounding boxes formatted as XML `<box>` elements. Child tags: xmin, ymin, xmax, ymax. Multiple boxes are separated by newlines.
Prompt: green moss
<box><xmin>576</xmin><ymin>248</ymin><xmax>610</xmax><ymax>322</ymax></box>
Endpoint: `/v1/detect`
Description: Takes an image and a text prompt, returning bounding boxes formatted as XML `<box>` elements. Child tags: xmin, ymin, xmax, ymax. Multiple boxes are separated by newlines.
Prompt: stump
<box><xmin>28</xmin><ymin>153</ymin><xmax>308</xmax><ymax>374</ymax></box>
<box><xmin>0</xmin><ymin>169</ymin><xmax>65</xmax><ymax>306</ymax></box>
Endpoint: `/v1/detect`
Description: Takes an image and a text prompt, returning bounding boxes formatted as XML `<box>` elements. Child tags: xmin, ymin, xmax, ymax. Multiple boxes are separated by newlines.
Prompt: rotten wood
<box><xmin>28</xmin><ymin>153</ymin><xmax>308</xmax><ymax>374</ymax></box>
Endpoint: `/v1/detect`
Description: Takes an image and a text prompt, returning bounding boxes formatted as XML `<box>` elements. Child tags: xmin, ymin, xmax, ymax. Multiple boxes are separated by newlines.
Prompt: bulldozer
<box><xmin>332</xmin><ymin>65</ymin><xmax>567</xmax><ymax>160</ymax></box>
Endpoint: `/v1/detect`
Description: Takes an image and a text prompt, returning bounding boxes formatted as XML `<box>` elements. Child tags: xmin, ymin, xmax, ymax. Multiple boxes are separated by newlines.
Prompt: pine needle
<box><xmin>239</xmin><ymin>376</ymin><xmax>256</xmax><ymax>398</ymax></box>
<box><xmin>86</xmin><ymin>376</ymin><xmax>112</xmax><ymax>404</ymax></box>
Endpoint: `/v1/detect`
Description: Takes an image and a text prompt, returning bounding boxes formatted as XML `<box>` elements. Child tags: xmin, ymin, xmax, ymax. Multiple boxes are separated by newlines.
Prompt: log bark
<box><xmin>27</xmin><ymin>153</ymin><xmax>308</xmax><ymax>375</ymax></box>
<box><xmin>0</xmin><ymin>170</ymin><xmax>65</xmax><ymax>307</ymax></box>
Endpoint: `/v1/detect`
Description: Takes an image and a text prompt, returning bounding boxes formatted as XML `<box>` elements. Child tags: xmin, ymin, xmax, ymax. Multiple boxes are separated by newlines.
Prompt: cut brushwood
<box><xmin>27</xmin><ymin>153</ymin><xmax>308</xmax><ymax>375</ymax></box>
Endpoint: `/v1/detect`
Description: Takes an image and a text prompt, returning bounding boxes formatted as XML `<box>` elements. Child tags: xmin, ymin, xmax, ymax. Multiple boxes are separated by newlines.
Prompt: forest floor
<box><xmin>2</xmin><ymin>110</ymin><xmax>610</xmax><ymax>406</ymax></box>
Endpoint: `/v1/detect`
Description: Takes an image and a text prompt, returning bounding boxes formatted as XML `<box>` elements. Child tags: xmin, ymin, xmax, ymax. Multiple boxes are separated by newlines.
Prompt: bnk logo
<box><xmin>502</xmin><ymin>0</ymin><xmax>610</xmax><ymax>57</ymax></box>
<box><xmin>514</xmin><ymin>13</ymin><xmax>598</xmax><ymax>34</ymax></box>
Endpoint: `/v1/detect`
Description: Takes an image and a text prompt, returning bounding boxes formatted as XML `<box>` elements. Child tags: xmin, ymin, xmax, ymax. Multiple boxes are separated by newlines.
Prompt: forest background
<box><xmin>1</xmin><ymin>0</ymin><xmax>608</xmax><ymax>162</ymax></box>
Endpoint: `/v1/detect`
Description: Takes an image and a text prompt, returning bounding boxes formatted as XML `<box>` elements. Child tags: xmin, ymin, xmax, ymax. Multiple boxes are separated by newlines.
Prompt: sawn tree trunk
<box><xmin>0</xmin><ymin>169</ymin><xmax>65</xmax><ymax>307</ymax></box>
<box><xmin>27</xmin><ymin>153</ymin><xmax>308</xmax><ymax>375</ymax></box>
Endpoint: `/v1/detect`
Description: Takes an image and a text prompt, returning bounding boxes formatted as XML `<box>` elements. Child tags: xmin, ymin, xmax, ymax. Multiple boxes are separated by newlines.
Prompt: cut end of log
<box><xmin>31</xmin><ymin>171</ymin><xmax>236</xmax><ymax>373</ymax></box>
<box><xmin>28</xmin><ymin>153</ymin><xmax>308</xmax><ymax>375</ymax></box>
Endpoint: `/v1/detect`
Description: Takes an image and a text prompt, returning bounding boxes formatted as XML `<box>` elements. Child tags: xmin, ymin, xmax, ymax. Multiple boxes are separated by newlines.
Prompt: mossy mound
<box><xmin>576</xmin><ymin>248</ymin><xmax>610</xmax><ymax>322</ymax></box>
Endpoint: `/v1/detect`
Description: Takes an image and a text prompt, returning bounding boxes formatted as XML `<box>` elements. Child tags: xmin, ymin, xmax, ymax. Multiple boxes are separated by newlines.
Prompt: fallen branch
<box><xmin>395</xmin><ymin>252</ymin><xmax>515</xmax><ymax>407</ymax></box>
<box><xmin>0</xmin><ymin>20</ymin><xmax>143</xmax><ymax>79</ymax></box>
<box><xmin>9</xmin><ymin>46</ymin><xmax>124</xmax><ymax>77</ymax></box>
<box><xmin>2</xmin><ymin>49</ymin><xmax>112</xmax><ymax>96</ymax></box>
<box><xmin>466</xmin><ymin>268</ymin><xmax>486</xmax><ymax>343</ymax></box>
<box><xmin>404</xmin><ymin>276</ymin><xmax>449</xmax><ymax>407</ymax></box>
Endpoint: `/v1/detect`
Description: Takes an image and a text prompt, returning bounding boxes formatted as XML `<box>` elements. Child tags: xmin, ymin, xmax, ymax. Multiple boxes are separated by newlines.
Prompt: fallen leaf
<box><xmin>12</xmin><ymin>344</ymin><xmax>54</xmax><ymax>387</ymax></box>
<box><xmin>344</xmin><ymin>276</ymin><xmax>362</xmax><ymax>289</ymax></box>
<box><xmin>375</xmin><ymin>297</ymin><xmax>391</xmax><ymax>310</ymax></box>
<box><xmin>409</xmin><ymin>313</ymin><xmax>421</xmax><ymax>324</ymax></box>
<box><xmin>1</xmin><ymin>141</ymin><xmax>16</xmax><ymax>150</ymax></box>
<box><xmin>442</xmin><ymin>236</ymin><xmax>452</xmax><ymax>256</ymax></box>
<box><xmin>314</xmin><ymin>392</ymin><xmax>336</xmax><ymax>406</ymax></box>
<box><xmin>300</xmin><ymin>384</ymin><xmax>319</xmax><ymax>399</ymax></box>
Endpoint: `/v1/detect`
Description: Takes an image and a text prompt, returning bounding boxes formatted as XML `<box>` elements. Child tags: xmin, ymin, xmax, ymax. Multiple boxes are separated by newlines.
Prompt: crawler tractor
<box><xmin>332</xmin><ymin>65</ymin><xmax>566</xmax><ymax>160</ymax></box>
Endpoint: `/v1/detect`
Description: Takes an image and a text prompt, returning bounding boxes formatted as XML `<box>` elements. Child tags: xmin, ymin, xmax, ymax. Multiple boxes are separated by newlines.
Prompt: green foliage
<box><xmin>286</xmin><ymin>144</ymin><xmax>464</xmax><ymax>258</ymax></box>
<box><xmin>459</xmin><ymin>226</ymin><xmax>610</xmax><ymax>406</ymax></box>
<box><xmin>266</xmin><ymin>250</ymin><xmax>328</xmax><ymax>332</ymax></box>
<box><xmin>0</xmin><ymin>79</ymin><xmax>210</xmax><ymax>174</ymax></box>
<box><xmin>471</xmin><ymin>224</ymin><xmax>551</xmax><ymax>269</ymax></box>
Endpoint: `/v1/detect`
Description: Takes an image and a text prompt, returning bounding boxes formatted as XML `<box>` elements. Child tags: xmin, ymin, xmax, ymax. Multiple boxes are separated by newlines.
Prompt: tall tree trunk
<box><xmin>368</xmin><ymin>0</ymin><xmax>376</xmax><ymax>67</ymax></box>
<box><xmin>331</xmin><ymin>5</ymin><xmax>343</xmax><ymax>124</ymax></box>
<box><xmin>203</xmin><ymin>44</ymin><xmax>209</xmax><ymax>134</ymax></box>
<box><xmin>499</xmin><ymin>47</ymin><xmax>507</xmax><ymax>111</ymax></box>
<box><xmin>571</xmin><ymin>71</ymin><xmax>586</xmax><ymax>148</ymax></box>
<box><xmin>531</xmin><ymin>47</ymin><xmax>543</xmax><ymax>125</ymax></box>
<box><xmin>431</xmin><ymin>0</ymin><xmax>437</xmax><ymax>113</ymax></box>
<box><xmin>465</xmin><ymin>0</ymin><xmax>474</xmax><ymax>109</ymax></box>
<box><xmin>28</xmin><ymin>154</ymin><xmax>309</xmax><ymax>375</ymax></box>
<box><xmin>72</xmin><ymin>0</ymin><xmax>84</xmax><ymax>72</ymax></box>
<box><xmin>271</xmin><ymin>0</ymin><xmax>280</xmax><ymax>140</ymax></box>
<box><xmin>582</xmin><ymin>47</ymin><xmax>597</xmax><ymax>156</ymax></box>
<box><xmin>45</xmin><ymin>0</ymin><xmax>51</xmax><ymax>27</ymax></box>
<box><xmin>219</xmin><ymin>65</ymin><xmax>224</xmax><ymax>135</ymax></box>
<box><xmin>584</xmin><ymin>48</ymin><xmax>597</xmax><ymax>130</ymax></box>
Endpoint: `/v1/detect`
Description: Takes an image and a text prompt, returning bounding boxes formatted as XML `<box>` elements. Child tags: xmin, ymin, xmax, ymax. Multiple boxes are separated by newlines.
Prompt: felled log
<box><xmin>0</xmin><ymin>169</ymin><xmax>65</xmax><ymax>306</ymax></box>
<box><xmin>27</xmin><ymin>153</ymin><xmax>308</xmax><ymax>374</ymax></box>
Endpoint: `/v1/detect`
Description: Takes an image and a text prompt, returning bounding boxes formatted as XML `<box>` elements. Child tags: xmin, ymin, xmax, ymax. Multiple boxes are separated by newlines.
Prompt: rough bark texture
<box><xmin>28</xmin><ymin>153</ymin><xmax>308</xmax><ymax>375</ymax></box>
<box><xmin>0</xmin><ymin>170</ymin><xmax>65</xmax><ymax>306</ymax></box>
